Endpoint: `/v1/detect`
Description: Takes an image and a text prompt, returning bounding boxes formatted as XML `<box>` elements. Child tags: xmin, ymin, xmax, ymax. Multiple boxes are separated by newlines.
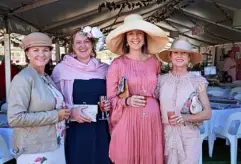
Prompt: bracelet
<box><xmin>125</xmin><ymin>97</ymin><xmax>129</xmax><ymax>106</ymax></box>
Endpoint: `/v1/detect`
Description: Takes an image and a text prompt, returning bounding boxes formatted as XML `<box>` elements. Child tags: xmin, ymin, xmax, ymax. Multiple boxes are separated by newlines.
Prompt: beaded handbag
<box><xmin>117</xmin><ymin>77</ymin><xmax>129</xmax><ymax>98</ymax></box>
<box><xmin>181</xmin><ymin>92</ymin><xmax>202</xmax><ymax>114</ymax></box>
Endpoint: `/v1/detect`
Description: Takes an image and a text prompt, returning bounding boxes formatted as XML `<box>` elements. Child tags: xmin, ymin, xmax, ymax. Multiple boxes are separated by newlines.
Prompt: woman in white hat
<box><xmin>8</xmin><ymin>32</ymin><xmax>71</xmax><ymax>164</ymax></box>
<box><xmin>106</xmin><ymin>14</ymin><xmax>168</xmax><ymax>164</ymax></box>
<box><xmin>156</xmin><ymin>38</ymin><xmax>211</xmax><ymax>163</ymax></box>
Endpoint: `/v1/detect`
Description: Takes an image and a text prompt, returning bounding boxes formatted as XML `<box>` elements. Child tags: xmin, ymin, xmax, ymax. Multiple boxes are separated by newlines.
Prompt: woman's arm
<box><xmin>106</xmin><ymin>59</ymin><xmax>127</xmax><ymax>130</ymax></box>
<box><xmin>8</xmin><ymin>75</ymin><xmax>59</xmax><ymax>128</ymax></box>
<box><xmin>182</xmin><ymin>86</ymin><xmax>211</xmax><ymax>122</ymax></box>
<box><xmin>154</xmin><ymin>58</ymin><xmax>161</xmax><ymax>99</ymax></box>
<box><xmin>182</xmin><ymin>76</ymin><xmax>211</xmax><ymax>123</ymax></box>
<box><xmin>154</xmin><ymin>75</ymin><xmax>161</xmax><ymax>99</ymax></box>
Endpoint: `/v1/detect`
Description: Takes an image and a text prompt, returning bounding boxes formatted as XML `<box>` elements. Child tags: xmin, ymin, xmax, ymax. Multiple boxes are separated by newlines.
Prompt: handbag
<box><xmin>117</xmin><ymin>76</ymin><xmax>130</xmax><ymax>98</ymax></box>
<box><xmin>72</xmin><ymin>104</ymin><xmax>98</xmax><ymax>122</ymax></box>
<box><xmin>181</xmin><ymin>92</ymin><xmax>202</xmax><ymax>114</ymax></box>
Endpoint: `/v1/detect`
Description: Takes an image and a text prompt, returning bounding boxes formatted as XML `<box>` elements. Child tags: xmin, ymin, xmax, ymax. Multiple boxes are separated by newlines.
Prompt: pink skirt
<box><xmin>109</xmin><ymin>98</ymin><xmax>164</xmax><ymax>164</ymax></box>
<box><xmin>164</xmin><ymin>124</ymin><xmax>201</xmax><ymax>164</ymax></box>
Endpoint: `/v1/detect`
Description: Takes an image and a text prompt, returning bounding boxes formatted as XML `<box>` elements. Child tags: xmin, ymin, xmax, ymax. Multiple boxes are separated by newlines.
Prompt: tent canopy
<box><xmin>0</xmin><ymin>0</ymin><xmax>241</xmax><ymax>48</ymax></box>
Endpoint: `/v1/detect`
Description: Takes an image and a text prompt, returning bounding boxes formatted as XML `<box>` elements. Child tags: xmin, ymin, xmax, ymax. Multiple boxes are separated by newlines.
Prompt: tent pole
<box><xmin>4</xmin><ymin>16</ymin><xmax>11</xmax><ymax>101</ymax></box>
<box><xmin>64</xmin><ymin>45</ymin><xmax>67</xmax><ymax>54</ymax></box>
<box><xmin>55</xmin><ymin>40</ymin><xmax>60</xmax><ymax>62</ymax></box>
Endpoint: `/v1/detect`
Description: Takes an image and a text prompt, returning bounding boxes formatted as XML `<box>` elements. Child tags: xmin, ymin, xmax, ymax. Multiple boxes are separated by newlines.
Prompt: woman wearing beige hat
<box><xmin>7</xmin><ymin>32</ymin><xmax>70</xmax><ymax>164</ymax></box>
<box><xmin>156</xmin><ymin>38</ymin><xmax>211</xmax><ymax>164</ymax></box>
<box><xmin>106</xmin><ymin>14</ymin><xmax>168</xmax><ymax>164</ymax></box>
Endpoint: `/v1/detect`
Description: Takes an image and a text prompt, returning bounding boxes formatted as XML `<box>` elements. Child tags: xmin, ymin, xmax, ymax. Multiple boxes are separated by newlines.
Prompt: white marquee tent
<box><xmin>1</xmin><ymin>0</ymin><xmax>241</xmax><ymax>99</ymax></box>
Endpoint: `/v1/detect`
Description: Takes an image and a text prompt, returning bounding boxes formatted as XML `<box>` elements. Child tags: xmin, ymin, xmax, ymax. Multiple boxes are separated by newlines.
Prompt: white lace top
<box><xmin>156</xmin><ymin>72</ymin><xmax>208</xmax><ymax>124</ymax></box>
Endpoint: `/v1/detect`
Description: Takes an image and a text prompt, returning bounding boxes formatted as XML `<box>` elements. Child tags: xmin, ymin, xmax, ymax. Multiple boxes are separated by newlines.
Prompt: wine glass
<box><xmin>65</xmin><ymin>105</ymin><xmax>73</xmax><ymax>129</ymax></box>
<box><xmin>99</xmin><ymin>96</ymin><xmax>108</xmax><ymax>120</ymax></box>
<box><xmin>167</xmin><ymin>110</ymin><xmax>175</xmax><ymax>123</ymax></box>
<box><xmin>61</xmin><ymin>103</ymin><xmax>73</xmax><ymax>129</ymax></box>
<box><xmin>142</xmin><ymin>89</ymin><xmax>147</xmax><ymax>101</ymax></box>
<box><xmin>141</xmin><ymin>88</ymin><xmax>147</xmax><ymax>116</ymax></box>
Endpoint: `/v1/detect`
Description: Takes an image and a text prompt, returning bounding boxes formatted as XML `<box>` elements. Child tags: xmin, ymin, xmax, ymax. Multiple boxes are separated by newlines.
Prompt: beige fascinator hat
<box><xmin>20</xmin><ymin>32</ymin><xmax>53</xmax><ymax>50</ymax></box>
<box><xmin>158</xmin><ymin>38</ymin><xmax>202</xmax><ymax>65</ymax></box>
<box><xmin>106</xmin><ymin>14</ymin><xmax>168</xmax><ymax>55</ymax></box>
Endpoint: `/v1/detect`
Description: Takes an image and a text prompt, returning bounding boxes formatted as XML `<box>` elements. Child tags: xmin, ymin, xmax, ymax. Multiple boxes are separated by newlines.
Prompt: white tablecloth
<box><xmin>210</xmin><ymin>107</ymin><xmax>241</xmax><ymax>133</ymax></box>
<box><xmin>207</xmin><ymin>105</ymin><xmax>241</xmax><ymax>153</ymax></box>
<box><xmin>0</xmin><ymin>114</ymin><xmax>13</xmax><ymax>156</ymax></box>
<box><xmin>0</xmin><ymin>128</ymin><xmax>13</xmax><ymax>153</ymax></box>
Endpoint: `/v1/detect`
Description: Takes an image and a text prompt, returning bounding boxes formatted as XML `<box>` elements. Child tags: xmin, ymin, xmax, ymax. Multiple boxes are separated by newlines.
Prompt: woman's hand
<box><xmin>71</xmin><ymin>107</ymin><xmax>92</xmax><ymax>123</ymax></box>
<box><xmin>101</xmin><ymin>100</ymin><xmax>111</xmax><ymax>112</ymax></box>
<box><xmin>58</xmin><ymin>108</ymin><xmax>71</xmax><ymax>121</ymax></box>
<box><xmin>127</xmin><ymin>95</ymin><xmax>146</xmax><ymax>107</ymax></box>
<box><xmin>169</xmin><ymin>114</ymin><xmax>185</xmax><ymax>126</ymax></box>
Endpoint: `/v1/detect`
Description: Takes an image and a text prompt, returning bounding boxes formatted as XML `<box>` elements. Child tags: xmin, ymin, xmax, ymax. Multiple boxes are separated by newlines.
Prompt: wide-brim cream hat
<box><xmin>20</xmin><ymin>32</ymin><xmax>53</xmax><ymax>50</ymax></box>
<box><xmin>157</xmin><ymin>39</ymin><xmax>202</xmax><ymax>65</ymax></box>
<box><xmin>106</xmin><ymin>14</ymin><xmax>168</xmax><ymax>55</ymax></box>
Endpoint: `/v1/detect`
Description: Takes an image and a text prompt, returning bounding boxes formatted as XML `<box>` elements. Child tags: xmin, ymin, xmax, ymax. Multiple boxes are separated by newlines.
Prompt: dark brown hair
<box><xmin>122</xmin><ymin>32</ymin><xmax>148</xmax><ymax>54</ymax></box>
<box><xmin>68</xmin><ymin>28</ymin><xmax>97</xmax><ymax>57</ymax></box>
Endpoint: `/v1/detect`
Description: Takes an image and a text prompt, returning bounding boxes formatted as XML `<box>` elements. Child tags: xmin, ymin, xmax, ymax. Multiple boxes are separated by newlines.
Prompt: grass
<box><xmin>203</xmin><ymin>139</ymin><xmax>241</xmax><ymax>164</ymax></box>
<box><xmin>4</xmin><ymin>139</ymin><xmax>241</xmax><ymax>164</ymax></box>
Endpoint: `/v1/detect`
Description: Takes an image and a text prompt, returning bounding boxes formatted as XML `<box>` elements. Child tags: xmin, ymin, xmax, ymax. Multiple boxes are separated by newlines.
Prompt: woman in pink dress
<box><xmin>223</xmin><ymin>50</ymin><xmax>237</xmax><ymax>81</ymax></box>
<box><xmin>157</xmin><ymin>39</ymin><xmax>211</xmax><ymax>164</ymax></box>
<box><xmin>106</xmin><ymin>14</ymin><xmax>168</xmax><ymax>164</ymax></box>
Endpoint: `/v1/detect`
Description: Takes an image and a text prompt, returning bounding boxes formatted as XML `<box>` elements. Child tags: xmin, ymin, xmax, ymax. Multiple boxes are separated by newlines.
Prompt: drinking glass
<box><xmin>141</xmin><ymin>88</ymin><xmax>148</xmax><ymax>102</ymax></box>
<box><xmin>141</xmin><ymin>89</ymin><xmax>147</xmax><ymax>116</ymax></box>
<box><xmin>99</xmin><ymin>96</ymin><xmax>108</xmax><ymax>120</ymax></box>
<box><xmin>167</xmin><ymin>110</ymin><xmax>175</xmax><ymax>123</ymax></box>
<box><xmin>64</xmin><ymin>105</ymin><xmax>72</xmax><ymax>129</ymax></box>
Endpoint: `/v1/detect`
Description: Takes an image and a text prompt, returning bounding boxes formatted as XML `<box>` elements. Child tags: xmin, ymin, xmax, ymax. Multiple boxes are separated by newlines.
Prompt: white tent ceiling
<box><xmin>0</xmin><ymin>0</ymin><xmax>241</xmax><ymax>48</ymax></box>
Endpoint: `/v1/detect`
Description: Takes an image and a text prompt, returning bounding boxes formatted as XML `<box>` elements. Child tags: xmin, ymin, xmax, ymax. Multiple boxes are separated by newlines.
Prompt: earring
<box><xmin>91</xmin><ymin>53</ymin><xmax>95</xmax><ymax>57</ymax></box>
<box><xmin>168</xmin><ymin>62</ymin><xmax>172</xmax><ymax>69</ymax></box>
<box><xmin>188</xmin><ymin>62</ymin><xmax>193</xmax><ymax>68</ymax></box>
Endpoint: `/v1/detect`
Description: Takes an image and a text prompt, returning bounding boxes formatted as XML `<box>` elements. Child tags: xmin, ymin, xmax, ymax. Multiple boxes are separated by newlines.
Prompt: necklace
<box><xmin>40</xmin><ymin>74</ymin><xmax>51</xmax><ymax>85</ymax></box>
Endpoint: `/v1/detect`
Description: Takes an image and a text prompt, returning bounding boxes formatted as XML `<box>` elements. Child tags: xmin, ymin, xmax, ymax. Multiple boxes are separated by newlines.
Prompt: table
<box><xmin>210</xmin><ymin>107</ymin><xmax>241</xmax><ymax>133</ymax></box>
<box><xmin>0</xmin><ymin>114</ymin><xmax>13</xmax><ymax>157</ymax></box>
<box><xmin>219</xmin><ymin>83</ymin><xmax>239</xmax><ymax>88</ymax></box>
<box><xmin>209</xmin><ymin>97</ymin><xmax>240</xmax><ymax>104</ymax></box>
<box><xmin>206</xmin><ymin>104</ymin><xmax>241</xmax><ymax>157</ymax></box>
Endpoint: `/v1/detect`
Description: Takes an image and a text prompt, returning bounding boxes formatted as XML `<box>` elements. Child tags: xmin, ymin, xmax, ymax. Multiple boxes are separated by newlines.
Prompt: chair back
<box><xmin>200</xmin><ymin>120</ymin><xmax>209</xmax><ymax>139</ymax></box>
<box><xmin>233</xmin><ymin>94</ymin><xmax>241</xmax><ymax>101</ymax></box>
<box><xmin>223</xmin><ymin>112</ymin><xmax>241</xmax><ymax>136</ymax></box>
<box><xmin>230</xmin><ymin>87</ymin><xmax>241</xmax><ymax>97</ymax></box>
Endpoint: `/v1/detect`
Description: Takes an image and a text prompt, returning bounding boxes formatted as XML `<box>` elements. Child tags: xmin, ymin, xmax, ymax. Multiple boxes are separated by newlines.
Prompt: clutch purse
<box><xmin>117</xmin><ymin>76</ymin><xmax>129</xmax><ymax>98</ymax></box>
<box><xmin>181</xmin><ymin>92</ymin><xmax>202</xmax><ymax>114</ymax></box>
<box><xmin>72</xmin><ymin>104</ymin><xmax>98</xmax><ymax>122</ymax></box>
